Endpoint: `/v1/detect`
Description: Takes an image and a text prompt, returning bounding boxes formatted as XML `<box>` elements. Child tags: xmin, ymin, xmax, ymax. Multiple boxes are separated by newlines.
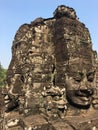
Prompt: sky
<box><xmin>0</xmin><ymin>0</ymin><xmax>98</xmax><ymax>69</ymax></box>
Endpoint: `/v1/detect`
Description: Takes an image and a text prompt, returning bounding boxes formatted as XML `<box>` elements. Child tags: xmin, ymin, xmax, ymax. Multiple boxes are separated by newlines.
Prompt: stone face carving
<box><xmin>1</xmin><ymin>5</ymin><xmax>98</xmax><ymax>130</ymax></box>
<box><xmin>66</xmin><ymin>60</ymin><xmax>95</xmax><ymax>109</ymax></box>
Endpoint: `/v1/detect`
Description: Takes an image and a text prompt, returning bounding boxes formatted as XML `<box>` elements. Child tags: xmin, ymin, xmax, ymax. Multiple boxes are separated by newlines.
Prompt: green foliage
<box><xmin>0</xmin><ymin>64</ymin><xmax>7</xmax><ymax>87</ymax></box>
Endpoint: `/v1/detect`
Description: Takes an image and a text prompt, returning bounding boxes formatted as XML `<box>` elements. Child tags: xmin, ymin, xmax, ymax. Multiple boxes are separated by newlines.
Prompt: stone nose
<box><xmin>80</xmin><ymin>75</ymin><xmax>89</xmax><ymax>90</ymax></box>
<box><xmin>79</xmin><ymin>75</ymin><xmax>94</xmax><ymax>96</ymax></box>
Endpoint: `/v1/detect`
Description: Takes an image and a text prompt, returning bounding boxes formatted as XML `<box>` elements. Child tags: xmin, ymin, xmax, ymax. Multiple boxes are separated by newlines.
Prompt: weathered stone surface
<box><xmin>0</xmin><ymin>87</ymin><xmax>4</xmax><ymax>130</ymax></box>
<box><xmin>1</xmin><ymin>5</ymin><xmax>98</xmax><ymax>130</ymax></box>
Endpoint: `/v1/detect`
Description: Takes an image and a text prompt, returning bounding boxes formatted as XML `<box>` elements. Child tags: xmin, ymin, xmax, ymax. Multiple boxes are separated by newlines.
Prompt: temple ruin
<box><xmin>1</xmin><ymin>5</ymin><xmax>98</xmax><ymax>130</ymax></box>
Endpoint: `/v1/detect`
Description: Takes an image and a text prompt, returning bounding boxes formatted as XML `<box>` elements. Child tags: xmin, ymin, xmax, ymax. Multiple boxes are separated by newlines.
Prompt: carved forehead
<box><xmin>66</xmin><ymin>59</ymin><xmax>94</xmax><ymax>73</ymax></box>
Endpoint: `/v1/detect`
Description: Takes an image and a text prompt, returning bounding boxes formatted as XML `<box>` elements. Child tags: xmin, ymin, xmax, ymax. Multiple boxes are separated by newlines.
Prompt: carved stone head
<box><xmin>65</xmin><ymin>59</ymin><xmax>95</xmax><ymax>109</ymax></box>
<box><xmin>3</xmin><ymin>5</ymin><xmax>98</xmax><ymax>130</ymax></box>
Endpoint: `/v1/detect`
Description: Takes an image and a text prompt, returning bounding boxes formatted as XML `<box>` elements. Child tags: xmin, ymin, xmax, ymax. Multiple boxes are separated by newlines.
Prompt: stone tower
<box><xmin>2</xmin><ymin>5</ymin><xmax>98</xmax><ymax>130</ymax></box>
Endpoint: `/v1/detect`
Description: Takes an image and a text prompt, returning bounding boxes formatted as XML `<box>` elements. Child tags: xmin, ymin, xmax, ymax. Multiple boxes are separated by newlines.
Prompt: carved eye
<box><xmin>87</xmin><ymin>72</ymin><xmax>95</xmax><ymax>82</ymax></box>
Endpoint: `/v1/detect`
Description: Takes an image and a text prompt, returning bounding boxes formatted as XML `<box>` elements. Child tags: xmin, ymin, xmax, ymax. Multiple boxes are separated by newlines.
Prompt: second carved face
<box><xmin>65</xmin><ymin>62</ymin><xmax>95</xmax><ymax>109</ymax></box>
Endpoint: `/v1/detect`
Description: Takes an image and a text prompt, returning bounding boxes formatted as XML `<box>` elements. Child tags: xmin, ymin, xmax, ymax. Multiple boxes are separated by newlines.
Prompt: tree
<box><xmin>0</xmin><ymin>64</ymin><xmax>7</xmax><ymax>87</ymax></box>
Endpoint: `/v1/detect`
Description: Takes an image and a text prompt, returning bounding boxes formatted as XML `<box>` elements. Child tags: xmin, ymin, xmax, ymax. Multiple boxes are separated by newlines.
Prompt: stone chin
<box><xmin>66</xmin><ymin>90</ymin><xmax>93</xmax><ymax>109</ymax></box>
